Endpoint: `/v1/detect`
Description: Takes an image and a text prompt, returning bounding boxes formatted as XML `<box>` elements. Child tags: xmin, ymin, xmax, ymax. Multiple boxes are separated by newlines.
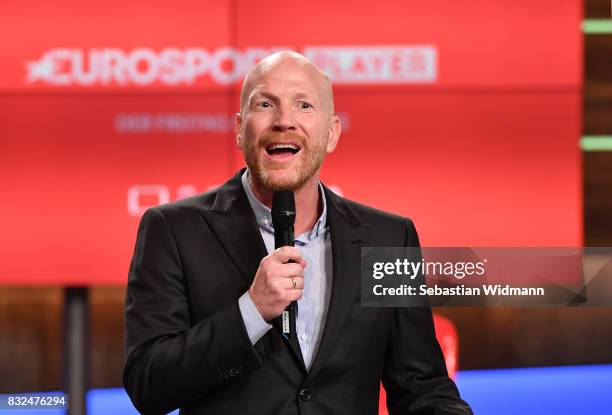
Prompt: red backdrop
<box><xmin>0</xmin><ymin>0</ymin><xmax>582</xmax><ymax>284</ymax></box>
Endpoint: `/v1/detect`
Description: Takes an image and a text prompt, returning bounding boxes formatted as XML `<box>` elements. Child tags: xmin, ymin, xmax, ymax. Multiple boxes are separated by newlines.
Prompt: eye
<box><xmin>258</xmin><ymin>101</ymin><xmax>272</xmax><ymax>108</ymax></box>
<box><xmin>299</xmin><ymin>101</ymin><xmax>313</xmax><ymax>109</ymax></box>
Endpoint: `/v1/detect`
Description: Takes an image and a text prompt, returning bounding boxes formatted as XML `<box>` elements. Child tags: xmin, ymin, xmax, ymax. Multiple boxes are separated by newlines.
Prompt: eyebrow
<box><xmin>250</xmin><ymin>90</ymin><xmax>317</xmax><ymax>103</ymax></box>
<box><xmin>250</xmin><ymin>91</ymin><xmax>279</xmax><ymax>103</ymax></box>
<box><xmin>293</xmin><ymin>92</ymin><xmax>315</xmax><ymax>101</ymax></box>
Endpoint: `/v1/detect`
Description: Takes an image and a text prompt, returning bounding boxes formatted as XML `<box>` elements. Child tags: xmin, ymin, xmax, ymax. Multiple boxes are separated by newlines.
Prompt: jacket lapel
<box><xmin>204</xmin><ymin>170</ymin><xmax>268</xmax><ymax>287</ymax></box>
<box><xmin>306</xmin><ymin>186</ymin><xmax>371</xmax><ymax>381</ymax></box>
<box><xmin>203</xmin><ymin>169</ymin><xmax>307</xmax><ymax>372</ymax></box>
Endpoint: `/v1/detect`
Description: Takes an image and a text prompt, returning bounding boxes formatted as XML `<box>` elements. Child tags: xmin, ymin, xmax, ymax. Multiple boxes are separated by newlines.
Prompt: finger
<box><xmin>285</xmin><ymin>289</ymin><xmax>303</xmax><ymax>302</ymax></box>
<box><xmin>284</xmin><ymin>277</ymin><xmax>304</xmax><ymax>290</ymax></box>
<box><xmin>278</xmin><ymin>263</ymin><xmax>304</xmax><ymax>278</ymax></box>
<box><xmin>272</xmin><ymin>246</ymin><xmax>302</xmax><ymax>264</ymax></box>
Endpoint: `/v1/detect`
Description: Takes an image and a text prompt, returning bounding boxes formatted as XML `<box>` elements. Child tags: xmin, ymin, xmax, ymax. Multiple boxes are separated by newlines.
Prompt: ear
<box><xmin>235</xmin><ymin>113</ymin><xmax>244</xmax><ymax>149</ymax></box>
<box><xmin>325</xmin><ymin>115</ymin><xmax>342</xmax><ymax>153</ymax></box>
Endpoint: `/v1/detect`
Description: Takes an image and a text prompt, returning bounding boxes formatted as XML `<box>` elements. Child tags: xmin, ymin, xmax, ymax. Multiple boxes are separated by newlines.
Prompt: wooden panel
<box><xmin>585</xmin><ymin>0</ymin><xmax>611</xmax><ymax>17</ymax></box>
<box><xmin>0</xmin><ymin>287</ymin><xmax>62</xmax><ymax>392</ymax></box>
<box><xmin>584</xmin><ymin>36</ymin><xmax>612</xmax><ymax>134</ymax></box>
<box><xmin>437</xmin><ymin>308</ymin><xmax>612</xmax><ymax>369</ymax></box>
<box><xmin>585</xmin><ymin>153</ymin><xmax>612</xmax><ymax>246</ymax></box>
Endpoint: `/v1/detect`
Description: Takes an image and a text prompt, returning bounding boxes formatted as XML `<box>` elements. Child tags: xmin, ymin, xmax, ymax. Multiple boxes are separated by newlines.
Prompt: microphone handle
<box><xmin>275</xmin><ymin>226</ymin><xmax>297</xmax><ymax>340</ymax></box>
<box><xmin>274</xmin><ymin>227</ymin><xmax>294</xmax><ymax>250</ymax></box>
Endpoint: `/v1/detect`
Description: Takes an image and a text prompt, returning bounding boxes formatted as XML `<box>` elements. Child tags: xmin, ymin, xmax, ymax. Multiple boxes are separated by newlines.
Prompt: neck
<box><xmin>249</xmin><ymin>173</ymin><xmax>322</xmax><ymax>237</ymax></box>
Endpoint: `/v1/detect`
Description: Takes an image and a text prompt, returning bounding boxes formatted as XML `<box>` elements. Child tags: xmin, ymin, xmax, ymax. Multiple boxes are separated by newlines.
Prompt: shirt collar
<box><xmin>241</xmin><ymin>169</ymin><xmax>328</xmax><ymax>242</ymax></box>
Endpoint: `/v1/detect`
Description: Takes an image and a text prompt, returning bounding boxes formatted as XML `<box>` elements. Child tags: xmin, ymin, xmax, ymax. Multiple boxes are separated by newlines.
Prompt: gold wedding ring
<box><xmin>292</xmin><ymin>278</ymin><xmax>297</xmax><ymax>289</ymax></box>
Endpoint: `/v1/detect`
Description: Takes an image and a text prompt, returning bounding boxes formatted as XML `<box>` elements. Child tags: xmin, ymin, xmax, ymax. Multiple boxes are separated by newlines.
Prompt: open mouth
<box><xmin>265</xmin><ymin>143</ymin><xmax>301</xmax><ymax>159</ymax></box>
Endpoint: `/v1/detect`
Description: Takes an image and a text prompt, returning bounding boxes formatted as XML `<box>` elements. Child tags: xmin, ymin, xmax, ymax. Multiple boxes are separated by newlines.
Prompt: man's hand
<box><xmin>249</xmin><ymin>246</ymin><xmax>306</xmax><ymax>321</ymax></box>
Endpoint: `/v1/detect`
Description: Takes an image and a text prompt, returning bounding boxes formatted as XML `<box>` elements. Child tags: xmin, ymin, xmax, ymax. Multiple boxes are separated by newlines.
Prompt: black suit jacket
<box><xmin>124</xmin><ymin>169</ymin><xmax>472</xmax><ymax>415</ymax></box>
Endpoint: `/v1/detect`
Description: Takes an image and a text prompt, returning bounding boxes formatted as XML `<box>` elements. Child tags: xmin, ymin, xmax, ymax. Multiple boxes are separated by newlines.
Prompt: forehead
<box><xmin>248</xmin><ymin>62</ymin><xmax>323</xmax><ymax>98</ymax></box>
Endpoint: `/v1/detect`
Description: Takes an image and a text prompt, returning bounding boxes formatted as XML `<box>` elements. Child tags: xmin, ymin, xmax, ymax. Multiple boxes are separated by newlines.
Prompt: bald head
<box><xmin>240</xmin><ymin>51</ymin><xmax>334</xmax><ymax>117</ymax></box>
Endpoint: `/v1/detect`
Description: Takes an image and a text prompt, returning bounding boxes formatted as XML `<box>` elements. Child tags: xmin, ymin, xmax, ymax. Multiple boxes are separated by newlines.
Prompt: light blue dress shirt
<box><xmin>237</xmin><ymin>170</ymin><xmax>333</xmax><ymax>370</ymax></box>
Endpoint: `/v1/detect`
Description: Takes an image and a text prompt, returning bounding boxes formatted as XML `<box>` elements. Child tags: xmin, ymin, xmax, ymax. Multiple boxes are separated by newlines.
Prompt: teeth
<box><xmin>269</xmin><ymin>144</ymin><xmax>299</xmax><ymax>151</ymax></box>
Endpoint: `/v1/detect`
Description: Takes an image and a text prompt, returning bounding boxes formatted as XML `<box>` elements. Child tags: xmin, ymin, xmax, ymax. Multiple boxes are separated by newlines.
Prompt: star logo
<box><xmin>26</xmin><ymin>57</ymin><xmax>56</xmax><ymax>83</ymax></box>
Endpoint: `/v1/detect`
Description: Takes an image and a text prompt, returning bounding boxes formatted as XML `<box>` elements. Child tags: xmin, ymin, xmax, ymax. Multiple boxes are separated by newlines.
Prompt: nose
<box><xmin>272</xmin><ymin>105</ymin><xmax>296</xmax><ymax>132</ymax></box>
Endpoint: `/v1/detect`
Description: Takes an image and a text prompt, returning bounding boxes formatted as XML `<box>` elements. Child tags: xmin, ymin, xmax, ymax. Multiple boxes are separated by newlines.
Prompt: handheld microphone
<box><xmin>271</xmin><ymin>191</ymin><xmax>297</xmax><ymax>340</ymax></box>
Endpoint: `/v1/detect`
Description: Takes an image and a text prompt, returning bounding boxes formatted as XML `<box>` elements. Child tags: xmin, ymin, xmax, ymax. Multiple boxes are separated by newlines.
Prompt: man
<box><xmin>124</xmin><ymin>51</ymin><xmax>472</xmax><ymax>415</ymax></box>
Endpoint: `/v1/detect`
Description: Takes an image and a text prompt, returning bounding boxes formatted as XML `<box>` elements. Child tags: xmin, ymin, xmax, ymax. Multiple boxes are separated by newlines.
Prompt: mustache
<box><xmin>259</xmin><ymin>131</ymin><xmax>306</xmax><ymax>147</ymax></box>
